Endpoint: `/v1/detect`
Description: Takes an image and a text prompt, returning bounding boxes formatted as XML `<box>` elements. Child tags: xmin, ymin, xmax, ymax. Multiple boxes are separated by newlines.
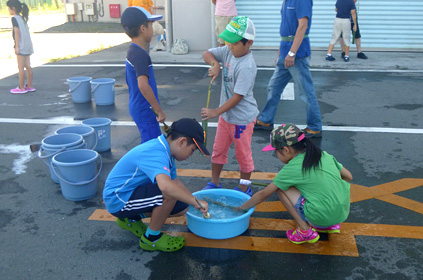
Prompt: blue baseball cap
<box><xmin>121</xmin><ymin>7</ymin><xmax>162</xmax><ymax>29</ymax></box>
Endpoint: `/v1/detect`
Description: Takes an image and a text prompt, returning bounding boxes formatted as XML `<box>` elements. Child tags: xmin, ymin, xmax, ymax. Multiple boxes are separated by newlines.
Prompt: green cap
<box><xmin>218</xmin><ymin>16</ymin><xmax>256</xmax><ymax>44</ymax></box>
<box><xmin>262</xmin><ymin>124</ymin><xmax>305</xmax><ymax>151</ymax></box>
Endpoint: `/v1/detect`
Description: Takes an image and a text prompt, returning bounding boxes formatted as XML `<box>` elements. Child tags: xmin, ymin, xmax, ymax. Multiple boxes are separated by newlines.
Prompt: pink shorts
<box><xmin>211</xmin><ymin>117</ymin><xmax>255</xmax><ymax>173</ymax></box>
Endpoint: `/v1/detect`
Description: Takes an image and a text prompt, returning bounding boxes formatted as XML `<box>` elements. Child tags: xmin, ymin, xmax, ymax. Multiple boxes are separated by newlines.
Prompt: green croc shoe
<box><xmin>139</xmin><ymin>233</ymin><xmax>185</xmax><ymax>252</ymax></box>
<box><xmin>116</xmin><ymin>218</ymin><xmax>147</xmax><ymax>237</ymax></box>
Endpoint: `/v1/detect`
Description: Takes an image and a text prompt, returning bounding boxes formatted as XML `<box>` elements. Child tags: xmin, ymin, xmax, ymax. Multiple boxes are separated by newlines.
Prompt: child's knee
<box><xmin>170</xmin><ymin>207</ymin><xmax>188</xmax><ymax>217</ymax></box>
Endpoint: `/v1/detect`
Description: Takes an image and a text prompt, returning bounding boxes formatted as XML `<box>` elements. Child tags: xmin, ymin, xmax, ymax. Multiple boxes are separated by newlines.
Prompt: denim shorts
<box><xmin>294</xmin><ymin>195</ymin><xmax>308</xmax><ymax>223</ymax></box>
<box><xmin>295</xmin><ymin>196</ymin><xmax>325</xmax><ymax>227</ymax></box>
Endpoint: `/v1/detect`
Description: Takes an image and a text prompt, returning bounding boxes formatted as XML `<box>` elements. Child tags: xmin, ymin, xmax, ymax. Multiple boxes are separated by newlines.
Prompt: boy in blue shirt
<box><xmin>103</xmin><ymin>118</ymin><xmax>210</xmax><ymax>252</ymax></box>
<box><xmin>121</xmin><ymin>7</ymin><xmax>166</xmax><ymax>143</ymax></box>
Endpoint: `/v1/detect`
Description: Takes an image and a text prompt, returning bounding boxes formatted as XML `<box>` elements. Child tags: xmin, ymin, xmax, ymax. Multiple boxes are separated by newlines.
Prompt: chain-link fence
<box><xmin>0</xmin><ymin>0</ymin><xmax>62</xmax><ymax>10</ymax></box>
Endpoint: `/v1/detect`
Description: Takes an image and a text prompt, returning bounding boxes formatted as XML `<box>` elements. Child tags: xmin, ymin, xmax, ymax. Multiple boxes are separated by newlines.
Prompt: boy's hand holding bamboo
<box><xmin>195</xmin><ymin>197</ymin><xmax>211</xmax><ymax>219</ymax></box>
<box><xmin>208</xmin><ymin>62</ymin><xmax>220</xmax><ymax>84</ymax></box>
<box><xmin>150</xmin><ymin>107</ymin><xmax>170</xmax><ymax>133</ymax></box>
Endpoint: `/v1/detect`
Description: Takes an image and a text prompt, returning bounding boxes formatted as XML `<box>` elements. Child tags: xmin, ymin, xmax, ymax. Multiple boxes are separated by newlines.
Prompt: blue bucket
<box><xmin>186</xmin><ymin>189</ymin><xmax>255</xmax><ymax>240</ymax></box>
<box><xmin>38</xmin><ymin>133</ymin><xmax>86</xmax><ymax>183</ymax></box>
<box><xmin>52</xmin><ymin>149</ymin><xmax>101</xmax><ymax>201</ymax></box>
<box><xmin>82</xmin><ymin>118</ymin><xmax>112</xmax><ymax>152</ymax></box>
<box><xmin>67</xmin><ymin>76</ymin><xmax>92</xmax><ymax>103</ymax></box>
<box><xmin>55</xmin><ymin>125</ymin><xmax>97</xmax><ymax>150</ymax></box>
<box><xmin>91</xmin><ymin>78</ymin><xmax>115</xmax><ymax>106</ymax></box>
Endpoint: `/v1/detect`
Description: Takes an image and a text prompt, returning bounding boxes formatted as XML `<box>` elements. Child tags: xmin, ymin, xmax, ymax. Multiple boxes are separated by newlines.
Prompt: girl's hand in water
<box><xmin>233</xmin><ymin>207</ymin><xmax>248</xmax><ymax>213</ymax></box>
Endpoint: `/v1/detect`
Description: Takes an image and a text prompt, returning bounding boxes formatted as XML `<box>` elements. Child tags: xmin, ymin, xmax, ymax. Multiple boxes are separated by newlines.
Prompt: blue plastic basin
<box><xmin>186</xmin><ymin>189</ymin><xmax>255</xmax><ymax>240</ymax></box>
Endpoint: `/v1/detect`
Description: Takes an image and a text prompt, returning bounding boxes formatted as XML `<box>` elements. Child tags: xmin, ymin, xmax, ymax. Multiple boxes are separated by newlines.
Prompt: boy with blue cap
<box><xmin>103</xmin><ymin>118</ymin><xmax>210</xmax><ymax>252</ymax></box>
<box><xmin>201</xmin><ymin>16</ymin><xmax>259</xmax><ymax>196</ymax></box>
<box><xmin>121</xmin><ymin>7</ymin><xmax>165</xmax><ymax>143</ymax></box>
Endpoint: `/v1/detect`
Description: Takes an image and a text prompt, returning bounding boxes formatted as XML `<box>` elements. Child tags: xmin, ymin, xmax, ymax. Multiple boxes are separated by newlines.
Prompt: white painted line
<box><xmin>281</xmin><ymin>83</ymin><xmax>295</xmax><ymax>100</ymax></box>
<box><xmin>39</xmin><ymin>64</ymin><xmax>125</xmax><ymax>68</ymax></box>
<box><xmin>37</xmin><ymin>63</ymin><xmax>423</xmax><ymax>73</ymax></box>
<box><xmin>0</xmin><ymin>118</ymin><xmax>422</xmax><ymax>134</ymax></box>
<box><xmin>257</xmin><ymin>67</ymin><xmax>423</xmax><ymax>73</ymax></box>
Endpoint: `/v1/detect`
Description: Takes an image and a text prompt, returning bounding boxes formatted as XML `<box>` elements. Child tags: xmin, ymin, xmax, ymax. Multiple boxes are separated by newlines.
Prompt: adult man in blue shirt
<box><xmin>254</xmin><ymin>0</ymin><xmax>322</xmax><ymax>138</ymax></box>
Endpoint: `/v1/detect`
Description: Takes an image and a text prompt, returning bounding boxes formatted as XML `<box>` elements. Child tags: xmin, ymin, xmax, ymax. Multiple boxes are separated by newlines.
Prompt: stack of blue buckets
<box><xmin>38</xmin><ymin>117</ymin><xmax>112</xmax><ymax>201</ymax></box>
<box><xmin>67</xmin><ymin>76</ymin><xmax>115</xmax><ymax>105</ymax></box>
<box><xmin>37</xmin><ymin>76</ymin><xmax>116</xmax><ymax>201</ymax></box>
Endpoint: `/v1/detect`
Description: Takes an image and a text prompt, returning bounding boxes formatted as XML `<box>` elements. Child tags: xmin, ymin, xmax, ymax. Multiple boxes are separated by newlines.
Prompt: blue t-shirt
<box><xmin>125</xmin><ymin>43</ymin><xmax>159</xmax><ymax>123</ymax></box>
<box><xmin>103</xmin><ymin>134</ymin><xmax>177</xmax><ymax>213</ymax></box>
<box><xmin>335</xmin><ymin>0</ymin><xmax>356</xmax><ymax>19</ymax></box>
<box><xmin>279</xmin><ymin>0</ymin><xmax>312</xmax><ymax>58</ymax></box>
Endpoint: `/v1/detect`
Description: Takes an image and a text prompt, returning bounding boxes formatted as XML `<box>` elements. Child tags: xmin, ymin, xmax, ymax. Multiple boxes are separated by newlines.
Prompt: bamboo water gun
<box><xmin>150</xmin><ymin>106</ymin><xmax>171</xmax><ymax>133</ymax></box>
<box><xmin>239</xmin><ymin>179</ymin><xmax>268</xmax><ymax>187</ymax></box>
<box><xmin>202</xmin><ymin>62</ymin><xmax>214</xmax><ymax>146</ymax></box>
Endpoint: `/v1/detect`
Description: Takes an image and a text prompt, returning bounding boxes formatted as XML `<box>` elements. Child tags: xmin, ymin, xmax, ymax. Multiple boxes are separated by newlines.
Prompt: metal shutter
<box><xmin>236</xmin><ymin>0</ymin><xmax>282</xmax><ymax>48</ymax></box>
<box><xmin>236</xmin><ymin>0</ymin><xmax>423</xmax><ymax>49</ymax></box>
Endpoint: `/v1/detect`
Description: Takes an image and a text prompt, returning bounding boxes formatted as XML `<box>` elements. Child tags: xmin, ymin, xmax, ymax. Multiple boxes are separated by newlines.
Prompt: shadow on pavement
<box><xmin>36</xmin><ymin>22</ymin><xmax>124</xmax><ymax>33</ymax></box>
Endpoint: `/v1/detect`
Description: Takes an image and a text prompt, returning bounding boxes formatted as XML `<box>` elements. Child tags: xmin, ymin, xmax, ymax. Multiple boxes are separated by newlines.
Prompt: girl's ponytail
<box><xmin>22</xmin><ymin>3</ymin><xmax>29</xmax><ymax>22</ymax></box>
<box><xmin>290</xmin><ymin>137</ymin><xmax>322</xmax><ymax>173</ymax></box>
<box><xmin>301</xmin><ymin>138</ymin><xmax>322</xmax><ymax>173</ymax></box>
<box><xmin>6</xmin><ymin>0</ymin><xmax>29</xmax><ymax>22</ymax></box>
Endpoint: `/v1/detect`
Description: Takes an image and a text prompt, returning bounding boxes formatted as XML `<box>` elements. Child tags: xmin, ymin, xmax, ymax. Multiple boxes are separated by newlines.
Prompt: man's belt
<box><xmin>281</xmin><ymin>34</ymin><xmax>309</xmax><ymax>41</ymax></box>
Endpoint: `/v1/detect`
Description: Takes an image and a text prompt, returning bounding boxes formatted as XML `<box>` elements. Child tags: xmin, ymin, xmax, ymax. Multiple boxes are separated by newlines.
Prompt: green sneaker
<box><xmin>116</xmin><ymin>218</ymin><xmax>147</xmax><ymax>237</ymax></box>
<box><xmin>139</xmin><ymin>233</ymin><xmax>185</xmax><ymax>252</ymax></box>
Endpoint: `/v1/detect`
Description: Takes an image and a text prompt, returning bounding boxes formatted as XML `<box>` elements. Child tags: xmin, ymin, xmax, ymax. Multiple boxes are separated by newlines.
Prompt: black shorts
<box><xmin>111</xmin><ymin>183</ymin><xmax>188</xmax><ymax>220</ymax></box>
<box><xmin>351</xmin><ymin>18</ymin><xmax>361</xmax><ymax>39</ymax></box>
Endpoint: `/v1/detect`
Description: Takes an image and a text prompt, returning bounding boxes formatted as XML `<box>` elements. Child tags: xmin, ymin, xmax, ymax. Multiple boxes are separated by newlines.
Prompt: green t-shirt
<box><xmin>273</xmin><ymin>151</ymin><xmax>350</xmax><ymax>227</ymax></box>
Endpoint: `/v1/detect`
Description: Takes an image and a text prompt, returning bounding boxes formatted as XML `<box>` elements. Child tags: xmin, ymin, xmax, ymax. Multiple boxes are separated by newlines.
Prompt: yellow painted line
<box><xmin>177</xmin><ymin>169</ymin><xmax>277</xmax><ymax>181</ymax></box>
<box><xmin>89</xmin><ymin>209</ymin><xmax>423</xmax><ymax>257</ymax></box>
<box><xmin>255</xmin><ymin>201</ymin><xmax>287</xmax><ymax>212</ymax></box>
<box><xmin>178</xmin><ymin>232</ymin><xmax>359</xmax><ymax>257</ymax></box>
<box><xmin>377</xmin><ymin>194</ymin><xmax>423</xmax><ymax>215</ymax></box>
<box><xmin>177</xmin><ymin>169</ymin><xmax>423</xmax><ymax>215</ymax></box>
<box><xmin>89</xmin><ymin>209</ymin><xmax>423</xmax><ymax>240</ymax></box>
<box><xmin>343</xmin><ymin>223</ymin><xmax>423</xmax><ymax>239</ymax></box>
<box><xmin>351</xmin><ymin>179</ymin><xmax>423</xmax><ymax>202</ymax></box>
<box><xmin>89</xmin><ymin>209</ymin><xmax>359</xmax><ymax>256</ymax></box>
<box><xmin>92</xmin><ymin>171</ymin><xmax>423</xmax><ymax>256</ymax></box>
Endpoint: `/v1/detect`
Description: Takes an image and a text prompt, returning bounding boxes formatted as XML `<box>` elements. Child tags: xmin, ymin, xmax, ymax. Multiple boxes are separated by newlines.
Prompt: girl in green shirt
<box><xmin>240</xmin><ymin>124</ymin><xmax>352</xmax><ymax>244</ymax></box>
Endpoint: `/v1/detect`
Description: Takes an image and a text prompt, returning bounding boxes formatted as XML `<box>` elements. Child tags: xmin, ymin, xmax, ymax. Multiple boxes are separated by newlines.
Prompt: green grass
<box><xmin>47</xmin><ymin>54</ymin><xmax>79</xmax><ymax>62</ymax></box>
<box><xmin>47</xmin><ymin>44</ymin><xmax>109</xmax><ymax>62</ymax></box>
<box><xmin>0</xmin><ymin>5</ymin><xmax>63</xmax><ymax>16</ymax></box>
<box><xmin>87</xmin><ymin>44</ymin><xmax>107</xmax><ymax>54</ymax></box>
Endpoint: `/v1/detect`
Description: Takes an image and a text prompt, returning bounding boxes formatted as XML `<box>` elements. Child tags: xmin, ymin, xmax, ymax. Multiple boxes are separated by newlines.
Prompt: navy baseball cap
<box><xmin>171</xmin><ymin>118</ymin><xmax>210</xmax><ymax>156</ymax></box>
<box><xmin>121</xmin><ymin>7</ymin><xmax>163</xmax><ymax>29</ymax></box>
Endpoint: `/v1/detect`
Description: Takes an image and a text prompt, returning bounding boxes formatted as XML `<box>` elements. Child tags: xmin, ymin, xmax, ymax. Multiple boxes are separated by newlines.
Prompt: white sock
<box><xmin>327</xmin><ymin>54</ymin><xmax>332</xmax><ymax>56</ymax></box>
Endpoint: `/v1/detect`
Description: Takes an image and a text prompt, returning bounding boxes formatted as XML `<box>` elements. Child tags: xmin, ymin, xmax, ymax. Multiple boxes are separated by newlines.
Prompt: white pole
<box><xmin>165</xmin><ymin>0</ymin><xmax>173</xmax><ymax>52</ymax></box>
<box><xmin>211</xmin><ymin>1</ymin><xmax>217</xmax><ymax>48</ymax></box>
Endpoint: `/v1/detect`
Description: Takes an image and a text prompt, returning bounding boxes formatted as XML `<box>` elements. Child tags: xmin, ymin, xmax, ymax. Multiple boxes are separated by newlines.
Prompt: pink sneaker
<box><xmin>25</xmin><ymin>84</ymin><xmax>36</xmax><ymax>92</ymax></box>
<box><xmin>313</xmin><ymin>223</ymin><xmax>341</xmax><ymax>234</ymax></box>
<box><xmin>10</xmin><ymin>87</ymin><xmax>28</xmax><ymax>94</ymax></box>
<box><xmin>286</xmin><ymin>227</ymin><xmax>320</xmax><ymax>244</ymax></box>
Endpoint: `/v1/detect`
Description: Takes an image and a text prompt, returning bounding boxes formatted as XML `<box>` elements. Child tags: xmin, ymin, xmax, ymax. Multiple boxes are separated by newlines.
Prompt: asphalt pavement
<box><xmin>1</xmin><ymin>15</ymin><xmax>423</xmax><ymax>280</ymax></box>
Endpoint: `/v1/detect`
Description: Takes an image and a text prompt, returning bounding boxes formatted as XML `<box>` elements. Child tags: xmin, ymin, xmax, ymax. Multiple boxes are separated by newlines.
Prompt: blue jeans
<box><xmin>258</xmin><ymin>56</ymin><xmax>322</xmax><ymax>131</ymax></box>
